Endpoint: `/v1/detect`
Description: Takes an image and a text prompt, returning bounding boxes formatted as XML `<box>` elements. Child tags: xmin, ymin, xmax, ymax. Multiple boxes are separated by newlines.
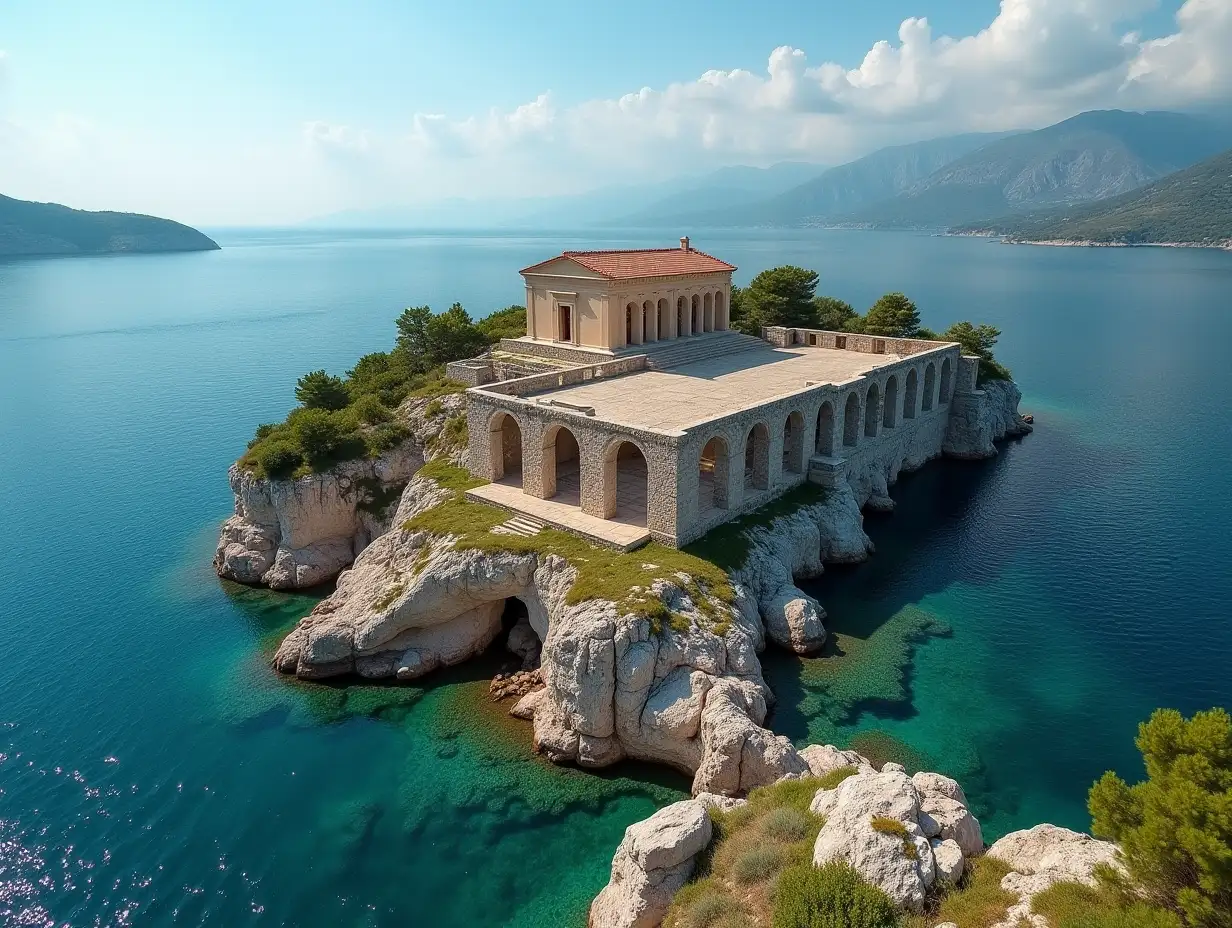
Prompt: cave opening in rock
<box><xmin>499</xmin><ymin>596</ymin><xmax>541</xmax><ymax>671</ymax></box>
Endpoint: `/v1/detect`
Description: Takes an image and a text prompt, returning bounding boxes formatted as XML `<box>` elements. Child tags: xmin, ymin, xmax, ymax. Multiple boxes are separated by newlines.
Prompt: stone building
<box><xmin>448</xmin><ymin>242</ymin><xmax>992</xmax><ymax>550</ymax></box>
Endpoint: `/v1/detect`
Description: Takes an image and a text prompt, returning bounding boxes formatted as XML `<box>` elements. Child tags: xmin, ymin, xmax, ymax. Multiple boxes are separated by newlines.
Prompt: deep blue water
<box><xmin>1</xmin><ymin>228</ymin><xmax>1230</xmax><ymax>926</ymax></box>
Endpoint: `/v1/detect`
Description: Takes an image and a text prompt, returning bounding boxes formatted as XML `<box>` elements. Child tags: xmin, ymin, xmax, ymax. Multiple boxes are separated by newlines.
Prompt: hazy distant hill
<box><xmin>307</xmin><ymin>162</ymin><xmax>826</xmax><ymax>230</ymax></box>
<box><xmin>0</xmin><ymin>194</ymin><xmax>219</xmax><ymax>257</ymax></box>
<box><xmin>955</xmin><ymin>147</ymin><xmax>1232</xmax><ymax>247</ymax></box>
<box><xmin>840</xmin><ymin>110</ymin><xmax>1229</xmax><ymax>229</ymax></box>
<box><xmin>632</xmin><ymin>132</ymin><xmax>1010</xmax><ymax>228</ymax></box>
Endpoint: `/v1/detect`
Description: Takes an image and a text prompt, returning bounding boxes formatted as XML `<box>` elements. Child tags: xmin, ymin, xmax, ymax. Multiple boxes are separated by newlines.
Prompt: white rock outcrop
<box><xmin>589</xmin><ymin>799</ymin><xmax>712</xmax><ymax>928</ymax></box>
<box><xmin>214</xmin><ymin>393</ymin><xmax>464</xmax><ymax>590</ymax></box>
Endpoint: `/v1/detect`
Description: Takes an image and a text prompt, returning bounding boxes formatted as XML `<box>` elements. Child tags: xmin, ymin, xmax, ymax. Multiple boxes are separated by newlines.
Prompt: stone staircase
<box><xmin>490</xmin><ymin>514</ymin><xmax>546</xmax><ymax>538</ymax></box>
<box><xmin>641</xmin><ymin>331</ymin><xmax>767</xmax><ymax>371</ymax></box>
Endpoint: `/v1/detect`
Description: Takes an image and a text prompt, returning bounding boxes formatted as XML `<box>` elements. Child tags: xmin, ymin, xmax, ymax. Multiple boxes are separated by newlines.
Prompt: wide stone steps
<box><xmin>643</xmin><ymin>332</ymin><xmax>766</xmax><ymax>371</ymax></box>
<box><xmin>491</xmin><ymin>514</ymin><xmax>546</xmax><ymax>538</ymax></box>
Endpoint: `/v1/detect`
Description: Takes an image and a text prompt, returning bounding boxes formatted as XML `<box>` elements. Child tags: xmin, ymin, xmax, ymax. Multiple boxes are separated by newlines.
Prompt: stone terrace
<box><xmin>523</xmin><ymin>343</ymin><xmax>892</xmax><ymax>433</ymax></box>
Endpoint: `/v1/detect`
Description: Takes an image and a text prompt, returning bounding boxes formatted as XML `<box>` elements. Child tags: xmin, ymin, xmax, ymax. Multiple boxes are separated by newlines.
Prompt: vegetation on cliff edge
<box><xmin>239</xmin><ymin>304</ymin><xmax>525</xmax><ymax>479</ymax></box>
<box><xmin>729</xmin><ymin>266</ymin><xmax>1010</xmax><ymax>384</ymax></box>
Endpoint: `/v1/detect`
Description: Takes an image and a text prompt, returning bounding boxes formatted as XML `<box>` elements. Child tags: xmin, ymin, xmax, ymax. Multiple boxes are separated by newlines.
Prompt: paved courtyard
<box><xmin>526</xmin><ymin>345</ymin><xmax>894</xmax><ymax>432</ymax></box>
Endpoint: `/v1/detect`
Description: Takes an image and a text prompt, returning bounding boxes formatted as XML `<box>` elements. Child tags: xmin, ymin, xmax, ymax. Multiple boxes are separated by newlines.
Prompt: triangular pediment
<box><xmin>520</xmin><ymin>256</ymin><xmax>607</xmax><ymax>280</ymax></box>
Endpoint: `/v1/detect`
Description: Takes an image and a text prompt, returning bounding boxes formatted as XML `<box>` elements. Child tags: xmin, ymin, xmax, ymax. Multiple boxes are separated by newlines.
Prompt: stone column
<box><xmin>679</xmin><ymin>295</ymin><xmax>692</xmax><ymax>337</ymax></box>
<box><xmin>520</xmin><ymin>419</ymin><xmax>549</xmax><ymax>499</ymax></box>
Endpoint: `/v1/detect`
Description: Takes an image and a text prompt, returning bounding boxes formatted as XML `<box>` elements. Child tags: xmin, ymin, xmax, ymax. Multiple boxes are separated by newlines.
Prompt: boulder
<box><xmin>987</xmin><ymin>824</ymin><xmax>1120</xmax><ymax>886</ymax></box>
<box><xmin>931</xmin><ymin>838</ymin><xmax>965</xmax><ymax>885</ymax></box>
<box><xmin>762</xmin><ymin>587</ymin><xmax>828</xmax><ymax>654</ymax></box>
<box><xmin>589</xmin><ymin>800</ymin><xmax>712</xmax><ymax>928</ymax></box>
<box><xmin>811</xmin><ymin>768</ymin><xmax>935</xmax><ymax>912</ymax></box>
<box><xmin>920</xmin><ymin>794</ymin><xmax>983</xmax><ymax>857</ymax></box>
<box><xmin>799</xmin><ymin>743</ymin><xmax>872</xmax><ymax>778</ymax></box>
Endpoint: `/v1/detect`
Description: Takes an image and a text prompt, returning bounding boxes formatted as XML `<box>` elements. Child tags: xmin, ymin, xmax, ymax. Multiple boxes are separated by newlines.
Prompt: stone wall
<box><xmin>479</xmin><ymin>355</ymin><xmax>648</xmax><ymax>398</ymax></box>
<box><xmin>763</xmin><ymin>326</ymin><xmax>951</xmax><ymax>358</ymax></box>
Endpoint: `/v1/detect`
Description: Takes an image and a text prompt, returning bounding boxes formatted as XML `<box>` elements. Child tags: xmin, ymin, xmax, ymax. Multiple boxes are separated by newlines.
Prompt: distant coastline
<box><xmin>0</xmin><ymin>193</ymin><xmax>220</xmax><ymax>258</ymax></box>
<box><xmin>948</xmin><ymin>230</ymin><xmax>1232</xmax><ymax>252</ymax></box>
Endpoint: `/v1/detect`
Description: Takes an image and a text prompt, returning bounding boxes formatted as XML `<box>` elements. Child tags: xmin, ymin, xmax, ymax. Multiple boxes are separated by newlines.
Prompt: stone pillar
<box><xmin>767</xmin><ymin>427</ymin><xmax>785</xmax><ymax>487</ymax></box>
<box><xmin>646</xmin><ymin>444</ymin><xmax>679</xmax><ymax>543</ymax></box>
<box><xmin>679</xmin><ymin>296</ymin><xmax>692</xmax><ymax>337</ymax></box>
<box><xmin>957</xmin><ymin>356</ymin><xmax>980</xmax><ymax>394</ymax></box>
<box><xmin>580</xmin><ymin>441</ymin><xmax>609</xmax><ymax>518</ymax></box>
<box><xmin>631</xmin><ymin>303</ymin><xmax>644</xmax><ymax>345</ymax></box>
<box><xmin>521</xmin><ymin>419</ymin><xmax>549</xmax><ymax>499</ymax></box>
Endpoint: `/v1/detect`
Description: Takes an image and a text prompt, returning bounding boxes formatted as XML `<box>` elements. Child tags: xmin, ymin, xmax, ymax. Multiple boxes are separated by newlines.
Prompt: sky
<box><xmin>1</xmin><ymin>0</ymin><xmax>1230</xmax><ymax>225</ymax></box>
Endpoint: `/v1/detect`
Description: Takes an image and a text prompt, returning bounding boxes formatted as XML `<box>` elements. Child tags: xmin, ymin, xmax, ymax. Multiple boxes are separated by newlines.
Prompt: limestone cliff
<box><xmin>270</xmin><ymin>382</ymin><xmax>1029</xmax><ymax>795</ymax></box>
<box><xmin>213</xmin><ymin>393</ymin><xmax>464</xmax><ymax>590</ymax></box>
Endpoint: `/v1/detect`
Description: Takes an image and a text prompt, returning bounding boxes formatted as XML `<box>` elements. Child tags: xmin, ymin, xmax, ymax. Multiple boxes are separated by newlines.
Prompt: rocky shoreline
<box><xmin>215</xmin><ymin>377</ymin><xmax>1030</xmax><ymax>799</ymax></box>
<box><xmin>589</xmin><ymin>747</ymin><xmax>1120</xmax><ymax>928</ymax></box>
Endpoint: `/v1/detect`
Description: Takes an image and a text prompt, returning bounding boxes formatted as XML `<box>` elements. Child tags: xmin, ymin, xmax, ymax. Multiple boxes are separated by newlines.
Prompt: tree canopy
<box><xmin>734</xmin><ymin>266</ymin><xmax>821</xmax><ymax>333</ymax></box>
<box><xmin>1089</xmin><ymin>708</ymin><xmax>1232</xmax><ymax>928</ymax></box>
<box><xmin>861</xmin><ymin>292</ymin><xmax>921</xmax><ymax>338</ymax></box>
<box><xmin>294</xmin><ymin>370</ymin><xmax>351</xmax><ymax>411</ymax></box>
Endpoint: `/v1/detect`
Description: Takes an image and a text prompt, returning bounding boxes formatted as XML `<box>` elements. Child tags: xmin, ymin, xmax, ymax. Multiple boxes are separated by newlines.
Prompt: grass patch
<box><xmin>667</xmin><ymin>776</ymin><xmax>837</xmax><ymax>928</ymax></box>
<box><xmin>684</xmin><ymin>483</ymin><xmax>829</xmax><ymax>572</ymax></box>
<box><xmin>1031</xmin><ymin>881</ymin><xmax>1182</xmax><ymax>928</ymax></box>
<box><xmin>402</xmin><ymin>479</ymin><xmax>738</xmax><ymax>633</ymax></box>
<box><xmin>772</xmin><ymin>861</ymin><xmax>898</xmax><ymax>928</ymax></box>
<box><xmin>870</xmin><ymin>815</ymin><xmax>917</xmax><ymax>860</ymax></box>
<box><xmin>902</xmin><ymin>856</ymin><xmax>1017</xmax><ymax>928</ymax></box>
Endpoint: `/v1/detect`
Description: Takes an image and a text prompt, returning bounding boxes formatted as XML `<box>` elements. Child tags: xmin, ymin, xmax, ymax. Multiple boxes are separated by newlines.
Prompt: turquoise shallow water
<box><xmin>2</xmin><ymin>229</ymin><xmax>1231</xmax><ymax>925</ymax></box>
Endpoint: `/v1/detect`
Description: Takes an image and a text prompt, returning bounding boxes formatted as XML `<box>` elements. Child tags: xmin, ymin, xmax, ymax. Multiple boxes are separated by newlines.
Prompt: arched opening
<box><xmin>642</xmin><ymin>300</ymin><xmax>656</xmax><ymax>342</ymax></box>
<box><xmin>815</xmin><ymin>402</ymin><xmax>835</xmax><ymax>456</ymax></box>
<box><xmin>657</xmin><ymin>298</ymin><xmax>670</xmax><ymax>340</ymax></box>
<box><xmin>677</xmin><ymin>296</ymin><xmax>688</xmax><ymax>337</ymax></box>
<box><xmin>698</xmin><ymin>436</ymin><xmax>730</xmax><ymax>512</ymax></box>
<box><xmin>691</xmin><ymin>294</ymin><xmax>702</xmax><ymax>335</ymax></box>
<box><xmin>744</xmin><ymin>423</ymin><xmax>770</xmax><ymax>491</ymax></box>
<box><xmin>602</xmin><ymin>440</ymin><xmax>648</xmax><ymax>525</ymax></box>
<box><xmin>843</xmin><ymin>392</ymin><xmax>860</xmax><ymax>447</ymax></box>
<box><xmin>883</xmin><ymin>376</ymin><xmax>899</xmax><ymax>429</ymax></box>
<box><xmin>864</xmin><ymin>382</ymin><xmax>880</xmax><ymax>438</ymax></box>
<box><xmin>923</xmin><ymin>363</ymin><xmax>936</xmax><ymax>412</ymax></box>
<box><xmin>500</xmin><ymin>597</ymin><xmax>541</xmax><ymax>671</ymax></box>
<box><xmin>904</xmin><ymin>369</ymin><xmax>918</xmax><ymax>420</ymax></box>
<box><xmin>714</xmin><ymin>291</ymin><xmax>727</xmax><ymax>330</ymax></box>
<box><xmin>703</xmin><ymin>292</ymin><xmax>714</xmax><ymax>332</ymax></box>
<box><xmin>543</xmin><ymin>425</ymin><xmax>581</xmax><ymax>504</ymax></box>
<box><xmin>783</xmin><ymin>411</ymin><xmax>805</xmax><ymax>474</ymax></box>
<box><xmin>489</xmin><ymin>412</ymin><xmax>523</xmax><ymax>486</ymax></box>
<box><xmin>940</xmin><ymin>358</ymin><xmax>953</xmax><ymax>405</ymax></box>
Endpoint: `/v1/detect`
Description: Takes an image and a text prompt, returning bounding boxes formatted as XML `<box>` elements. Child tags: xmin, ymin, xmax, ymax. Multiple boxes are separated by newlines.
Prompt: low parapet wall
<box><xmin>762</xmin><ymin>326</ymin><xmax>953</xmax><ymax>358</ymax></box>
<box><xmin>476</xmin><ymin>355</ymin><xmax>648</xmax><ymax>398</ymax></box>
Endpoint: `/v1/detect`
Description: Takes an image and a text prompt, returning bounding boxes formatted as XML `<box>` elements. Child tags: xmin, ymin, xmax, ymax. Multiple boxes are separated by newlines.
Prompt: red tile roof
<box><xmin>521</xmin><ymin>247</ymin><xmax>736</xmax><ymax>280</ymax></box>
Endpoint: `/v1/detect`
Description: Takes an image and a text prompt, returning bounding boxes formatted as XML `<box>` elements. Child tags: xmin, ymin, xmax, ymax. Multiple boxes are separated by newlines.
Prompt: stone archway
<box><xmin>923</xmin><ymin>363</ymin><xmax>936</xmax><ymax>412</ymax></box>
<box><xmin>883</xmin><ymin>375</ymin><xmax>899</xmax><ymax>429</ymax></box>
<box><xmin>815</xmin><ymin>401</ymin><xmax>835</xmax><ymax>456</ymax></box>
<box><xmin>864</xmin><ymin>382</ymin><xmax>880</xmax><ymax>438</ymax></box>
<box><xmin>744</xmin><ymin>422</ymin><xmax>770</xmax><ymax>490</ymax></box>
<box><xmin>699</xmin><ymin>435</ymin><xmax>730</xmax><ymax>512</ymax></box>
<box><xmin>940</xmin><ymin>357</ymin><xmax>953</xmax><ymax>405</ymax></box>
<box><xmin>843</xmin><ymin>392</ymin><xmax>860</xmax><ymax>447</ymax></box>
<box><xmin>542</xmin><ymin>424</ymin><xmax>581</xmax><ymax>504</ymax></box>
<box><xmin>904</xmin><ymin>369</ymin><xmax>918</xmax><ymax>420</ymax></box>
<box><xmin>601</xmin><ymin>440</ymin><xmax>649</xmax><ymax>524</ymax></box>
<box><xmin>488</xmin><ymin>411</ymin><xmax>523</xmax><ymax>485</ymax></box>
<box><xmin>783</xmin><ymin>411</ymin><xmax>805</xmax><ymax>474</ymax></box>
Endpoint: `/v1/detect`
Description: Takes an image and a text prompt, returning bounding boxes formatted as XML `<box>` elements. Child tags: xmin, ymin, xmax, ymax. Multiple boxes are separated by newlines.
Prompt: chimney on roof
<box><xmin>680</xmin><ymin>236</ymin><xmax>690</xmax><ymax>252</ymax></box>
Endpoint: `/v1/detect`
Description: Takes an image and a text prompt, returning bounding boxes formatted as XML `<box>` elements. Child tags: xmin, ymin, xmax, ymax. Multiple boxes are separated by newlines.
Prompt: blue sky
<box><xmin>0</xmin><ymin>1</ymin><xmax>1224</xmax><ymax>224</ymax></box>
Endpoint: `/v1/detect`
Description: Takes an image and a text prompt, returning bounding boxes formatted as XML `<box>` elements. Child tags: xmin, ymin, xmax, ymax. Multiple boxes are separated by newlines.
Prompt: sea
<box><xmin>1</xmin><ymin>228</ymin><xmax>1230</xmax><ymax>926</ymax></box>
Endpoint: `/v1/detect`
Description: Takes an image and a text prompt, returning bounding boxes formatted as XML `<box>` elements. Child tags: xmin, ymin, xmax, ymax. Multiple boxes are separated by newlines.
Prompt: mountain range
<box><xmin>0</xmin><ymin>195</ymin><xmax>220</xmax><ymax>257</ymax></box>
<box><xmin>615</xmin><ymin>110</ymin><xmax>1231</xmax><ymax>233</ymax></box>
<box><xmin>954</xmin><ymin>147</ymin><xmax>1232</xmax><ymax>247</ymax></box>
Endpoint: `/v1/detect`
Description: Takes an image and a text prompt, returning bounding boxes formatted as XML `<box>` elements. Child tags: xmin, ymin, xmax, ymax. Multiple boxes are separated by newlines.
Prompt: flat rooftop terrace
<box><xmin>524</xmin><ymin>344</ymin><xmax>900</xmax><ymax>433</ymax></box>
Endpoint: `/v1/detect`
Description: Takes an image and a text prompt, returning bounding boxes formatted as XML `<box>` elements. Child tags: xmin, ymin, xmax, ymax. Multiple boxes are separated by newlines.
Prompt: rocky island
<box><xmin>0</xmin><ymin>193</ymin><xmax>219</xmax><ymax>256</ymax></box>
<box><xmin>214</xmin><ymin>247</ymin><xmax>1230</xmax><ymax>927</ymax></box>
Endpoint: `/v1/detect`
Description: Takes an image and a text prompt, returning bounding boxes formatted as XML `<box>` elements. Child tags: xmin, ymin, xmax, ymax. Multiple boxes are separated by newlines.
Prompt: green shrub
<box><xmin>366</xmin><ymin>422</ymin><xmax>410</xmax><ymax>454</ymax></box>
<box><xmin>352</xmin><ymin>393</ymin><xmax>392</xmax><ymax>424</ymax></box>
<box><xmin>476</xmin><ymin>304</ymin><xmax>527</xmax><ymax>343</ymax></box>
<box><xmin>1088</xmin><ymin>708</ymin><xmax>1232</xmax><ymax>928</ymax></box>
<box><xmin>295</xmin><ymin>369</ymin><xmax>351</xmax><ymax>410</ymax></box>
<box><xmin>290</xmin><ymin>408</ymin><xmax>349</xmax><ymax>463</ymax></box>
<box><xmin>248</xmin><ymin>422</ymin><xmax>279</xmax><ymax>448</ymax></box>
<box><xmin>921</xmin><ymin>855</ymin><xmax>1016</xmax><ymax>928</ymax></box>
<box><xmin>255</xmin><ymin>440</ymin><xmax>303</xmax><ymax>479</ymax></box>
<box><xmin>763</xmin><ymin>807</ymin><xmax>810</xmax><ymax>842</ymax></box>
<box><xmin>733</xmin><ymin>845</ymin><xmax>783</xmax><ymax>884</ymax></box>
<box><xmin>424</xmin><ymin>399</ymin><xmax>444</xmax><ymax>418</ymax></box>
<box><xmin>1033</xmin><ymin>881</ymin><xmax>1183</xmax><ymax>928</ymax></box>
<box><xmin>772</xmin><ymin>862</ymin><xmax>897</xmax><ymax>928</ymax></box>
<box><xmin>670</xmin><ymin>879</ymin><xmax>744</xmax><ymax>928</ymax></box>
